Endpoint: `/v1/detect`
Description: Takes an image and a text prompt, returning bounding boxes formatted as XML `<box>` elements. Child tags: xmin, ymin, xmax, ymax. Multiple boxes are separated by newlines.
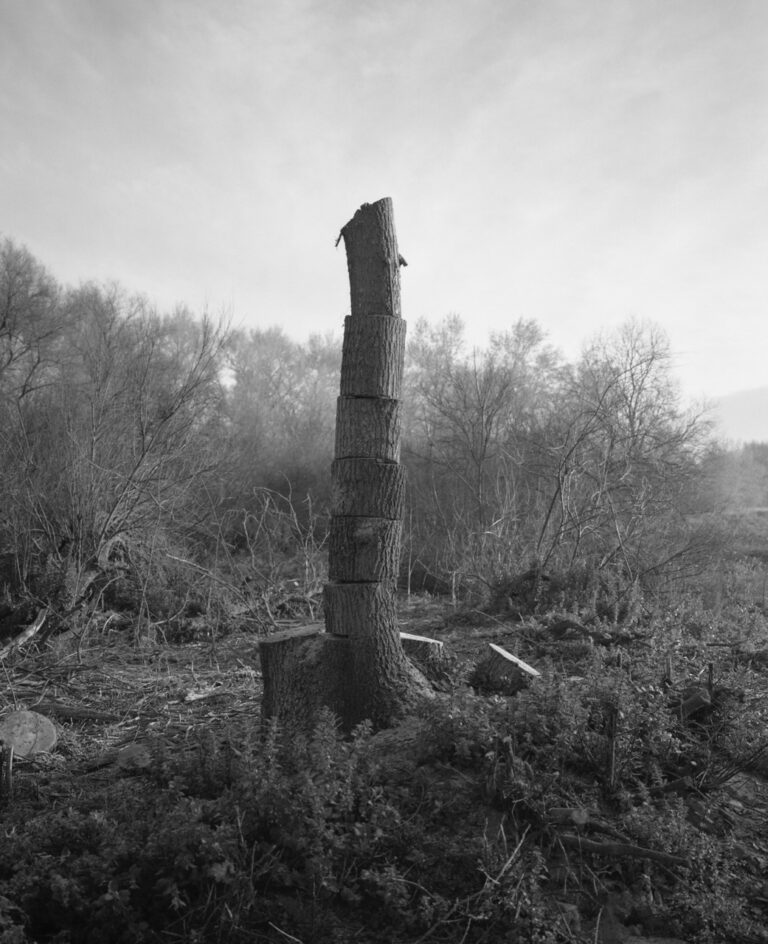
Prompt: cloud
<box><xmin>1</xmin><ymin>0</ymin><xmax>766</xmax><ymax>395</ymax></box>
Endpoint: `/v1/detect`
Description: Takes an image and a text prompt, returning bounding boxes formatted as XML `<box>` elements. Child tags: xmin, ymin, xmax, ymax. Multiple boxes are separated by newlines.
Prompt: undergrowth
<box><xmin>3</xmin><ymin>612</ymin><xmax>768</xmax><ymax>944</ymax></box>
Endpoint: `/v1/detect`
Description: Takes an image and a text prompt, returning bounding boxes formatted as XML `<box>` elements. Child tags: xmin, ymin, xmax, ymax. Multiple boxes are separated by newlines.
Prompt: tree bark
<box><xmin>340</xmin><ymin>316</ymin><xmax>406</xmax><ymax>397</ymax></box>
<box><xmin>335</xmin><ymin>397</ymin><xmax>401</xmax><ymax>461</ymax></box>
<box><xmin>258</xmin><ymin>198</ymin><xmax>432</xmax><ymax>731</ymax></box>
<box><xmin>259</xmin><ymin>626</ymin><xmax>351</xmax><ymax>731</ymax></box>
<box><xmin>341</xmin><ymin>200</ymin><xmax>404</xmax><ymax>319</ymax></box>
<box><xmin>331</xmin><ymin>458</ymin><xmax>406</xmax><ymax>518</ymax></box>
<box><xmin>325</xmin><ymin>198</ymin><xmax>432</xmax><ymax>727</ymax></box>
<box><xmin>328</xmin><ymin>517</ymin><xmax>402</xmax><ymax>583</ymax></box>
<box><xmin>400</xmin><ymin>632</ymin><xmax>445</xmax><ymax>676</ymax></box>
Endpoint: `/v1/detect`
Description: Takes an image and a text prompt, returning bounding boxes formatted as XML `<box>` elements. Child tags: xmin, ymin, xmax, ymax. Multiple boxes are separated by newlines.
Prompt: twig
<box><xmin>31</xmin><ymin>701</ymin><xmax>123</xmax><ymax>723</ymax></box>
<box><xmin>164</xmin><ymin>554</ymin><xmax>240</xmax><ymax>590</ymax></box>
<box><xmin>414</xmin><ymin>827</ymin><xmax>531</xmax><ymax>944</ymax></box>
<box><xmin>559</xmin><ymin>834</ymin><xmax>687</xmax><ymax>867</ymax></box>
<box><xmin>268</xmin><ymin>923</ymin><xmax>304</xmax><ymax>944</ymax></box>
<box><xmin>0</xmin><ymin>608</ymin><xmax>48</xmax><ymax>660</ymax></box>
<box><xmin>593</xmin><ymin>906</ymin><xmax>603</xmax><ymax>944</ymax></box>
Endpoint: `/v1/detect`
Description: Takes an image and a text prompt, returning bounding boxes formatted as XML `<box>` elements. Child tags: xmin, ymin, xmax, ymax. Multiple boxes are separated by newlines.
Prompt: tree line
<box><xmin>0</xmin><ymin>236</ymin><xmax>756</xmax><ymax>623</ymax></box>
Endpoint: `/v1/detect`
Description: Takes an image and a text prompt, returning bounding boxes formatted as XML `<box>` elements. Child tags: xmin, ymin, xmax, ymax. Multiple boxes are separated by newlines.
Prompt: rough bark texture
<box><xmin>335</xmin><ymin>397</ymin><xmax>401</xmax><ymax>461</ymax></box>
<box><xmin>400</xmin><ymin>632</ymin><xmax>445</xmax><ymax>676</ymax></box>
<box><xmin>328</xmin><ymin>517</ymin><xmax>401</xmax><ymax>583</ymax></box>
<box><xmin>340</xmin><ymin>316</ymin><xmax>406</xmax><ymax>397</ymax></box>
<box><xmin>259</xmin><ymin>626</ymin><xmax>351</xmax><ymax>731</ymax></box>
<box><xmin>259</xmin><ymin>198</ymin><xmax>432</xmax><ymax>731</ymax></box>
<box><xmin>329</xmin><ymin>458</ymin><xmax>405</xmax><ymax>583</ymax></box>
<box><xmin>331</xmin><ymin>459</ymin><xmax>406</xmax><ymax>518</ymax></box>
<box><xmin>325</xmin><ymin>581</ymin><xmax>430</xmax><ymax>726</ymax></box>
<box><xmin>341</xmin><ymin>200</ymin><xmax>403</xmax><ymax>319</ymax></box>
<box><xmin>326</xmin><ymin>198</ymin><xmax>432</xmax><ymax>727</ymax></box>
<box><xmin>324</xmin><ymin>582</ymin><xmax>381</xmax><ymax>636</ymax></box>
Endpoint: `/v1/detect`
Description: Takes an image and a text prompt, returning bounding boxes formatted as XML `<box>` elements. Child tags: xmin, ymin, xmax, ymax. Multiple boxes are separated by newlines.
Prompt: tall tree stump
<box><xmin>259</xmin><ymin>198</ymin><xmax>434</xmax><ymax>731</ymax></box>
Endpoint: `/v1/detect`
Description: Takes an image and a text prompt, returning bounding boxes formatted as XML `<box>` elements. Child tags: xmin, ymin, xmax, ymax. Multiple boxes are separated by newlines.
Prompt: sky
<box><xmin>1</xmin><ymin>0</ymin><xmax>766</xmax><ymax>404</ymax></box>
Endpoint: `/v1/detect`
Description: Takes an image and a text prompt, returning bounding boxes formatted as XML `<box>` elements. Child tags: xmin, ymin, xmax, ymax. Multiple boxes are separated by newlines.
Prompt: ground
<box><xmin>2</xmin><ymin>594</ymin><xmax>768</xmax><ymax>943</ymax></box>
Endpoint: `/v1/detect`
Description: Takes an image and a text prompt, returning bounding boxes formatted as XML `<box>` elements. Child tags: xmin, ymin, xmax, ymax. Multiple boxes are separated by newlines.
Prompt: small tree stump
<box><xmin>400</xmin><ymin>631</ymin><xmax>445</xmax><ymax>676</ymax></box>
<box><xmin>259</xmin><ymin>626</ymin><xmax>351</xmax><ymax>730</ymax></box>
<box><xmin>471</xmin><ymin>642</ymin><xmax>540</xmax><ymax>695</ymax></box>
<box><xmin>486</xmin><ymin>644</ymin><xmax>540</xmax><ymax>678</ymax></box>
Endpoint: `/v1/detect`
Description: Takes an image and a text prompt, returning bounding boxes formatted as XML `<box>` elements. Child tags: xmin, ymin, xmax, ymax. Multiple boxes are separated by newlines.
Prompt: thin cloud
<box><xmin>0</xmin><ymin>0</ymin><xmax>765</xmax><ymax>397</ymax></box>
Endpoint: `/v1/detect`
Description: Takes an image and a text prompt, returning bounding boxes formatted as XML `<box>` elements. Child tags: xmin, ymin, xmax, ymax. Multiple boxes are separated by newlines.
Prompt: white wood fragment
<box><xmin>487</xmin><ymin>643</ymin><xmax>541</xmax><ymax>678</ymax></box>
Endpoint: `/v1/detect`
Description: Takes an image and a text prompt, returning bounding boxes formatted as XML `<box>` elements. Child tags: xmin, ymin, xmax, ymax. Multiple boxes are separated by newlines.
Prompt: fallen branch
<box><xmin>32</xmin><ymin>701</ymin><xmax>123</xmax><ymax>723</ymax></box>
<box><xmin>559</xmin><ymin>833</ymin><xmax>688</xmax><ymax>867</ymax></box>
<box><xmin>0</xmin><ymin>609</ymin><xmax>48</xmax><ymax>660</ymax></box>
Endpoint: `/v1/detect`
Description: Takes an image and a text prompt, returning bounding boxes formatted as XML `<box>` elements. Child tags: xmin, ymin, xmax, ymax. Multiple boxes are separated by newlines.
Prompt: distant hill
<box><xmin>711</xmin><ymin>386</ymin><xmax>768</xmax><ymax>444</ymax></box>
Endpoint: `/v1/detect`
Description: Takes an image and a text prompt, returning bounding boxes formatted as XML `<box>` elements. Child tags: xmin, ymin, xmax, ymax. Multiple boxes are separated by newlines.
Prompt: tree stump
<box><xmin>400</xmin><ymin>632</ymin><xmax>445</xmax><ymax>677</ymax></box>
<box><xmin>470</xmin><ymin>642</ymin><xmax>540</xmax><ymax>695</ymax></box>
<box><xmin>259</xmin><ymin>625</ymin><xmax>350</xmax><ymax>731</ymax></box>
<box><xmin>258</xmin><ymin>198</ymin><xmax>433</xmax><ymax>731</ymax></box>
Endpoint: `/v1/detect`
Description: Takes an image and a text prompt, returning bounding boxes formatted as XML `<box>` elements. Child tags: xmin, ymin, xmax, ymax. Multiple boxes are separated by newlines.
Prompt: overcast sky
<box><xmin>2</xmin><ymin>0</ymin><xmax>766</xmax><ymax>401</ymax></box>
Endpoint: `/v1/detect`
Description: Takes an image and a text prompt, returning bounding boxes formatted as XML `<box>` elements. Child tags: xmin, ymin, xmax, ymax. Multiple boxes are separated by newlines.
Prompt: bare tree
<box><xmin>534</xmin><ymin>320</ymin><xmax>711</xmax><ymax>591</ymax></box>
<box><xmin>0</xmin><ymin>279</ymin><xmax>227</xmax><ymax>606</ymax></box>
<box><xmin>0</xmin><ymin>239</ymin><xmax>62</xmax><ymax>395</ymax></box>
<box><xmin>403</xmin><ymin>316</ymin><xmax>561</xmax><ymax>587</ymax></box>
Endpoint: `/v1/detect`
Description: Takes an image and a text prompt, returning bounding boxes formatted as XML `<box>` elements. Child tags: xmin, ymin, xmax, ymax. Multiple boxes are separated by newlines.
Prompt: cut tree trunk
<box><xmin>331</xmin><ymin>458</ymin><xmax>406</xmax><ymax>517</ymax></box>
<box><xmin>325</xmin><ymin>198</ymin><xmax>432</xmax><ymax>727</ymax></box>
<box><xmin>258</xmin><ymin>198</ymin><xmax>432</xmax><ymax>731</ymax></box>
<box><xmin>335</xmin><ymin>397</ymin><xmax>402</xmax><ymax>461</ymax></box>
<box><xmin>340</xmin><ymin>316</ymin><xmax>406</xmax><ymax>397</ymax></box>
<box><xmin>328</xmin><ymin>517</ymin><xmax>402</xmax><ymax>583</ymax></box>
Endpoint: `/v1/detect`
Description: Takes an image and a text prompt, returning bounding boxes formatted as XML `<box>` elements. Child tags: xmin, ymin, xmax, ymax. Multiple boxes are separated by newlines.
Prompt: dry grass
<box><xmin>0</xmin><ymin>624</ymin><xmax>265</xmax><ymax>803</ymax></box>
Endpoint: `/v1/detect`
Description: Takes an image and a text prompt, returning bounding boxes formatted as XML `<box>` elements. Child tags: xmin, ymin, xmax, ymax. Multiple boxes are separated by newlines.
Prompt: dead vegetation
<box><xmin>0</xmin><ymin>584</ymin><xmax>768</xmax><ymax>943</ymax></box>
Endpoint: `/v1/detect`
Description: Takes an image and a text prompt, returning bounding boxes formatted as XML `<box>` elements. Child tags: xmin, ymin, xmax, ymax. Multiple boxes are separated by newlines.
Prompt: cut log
<box><xmin>331</xmin><ymin>458</ymin><xmax>405</xmax><ymax>518</ymax></box>
<box><xmin>0</xmin><ymin>710</ymin><xmax>57</xmax><ymax>758</ymax></box>
<box><xmin>0</xmin><ymin>709</ymin><xmax>57</xmax><ymax>802</ymax></box>
<box><xmin>328</xmin><ymin>517</ymin><xmax>402</xmax><ymax>583</ymax></box>
<box><xmin>325</xmin><ymin>582</ymin><xmax>381</xmax><ymax>637</ymax></box>
<box><xmin>340</xmin><ymin>316</ymin><xmax>406</xmax><ymax>397</ymax></box>
<box><xmin>335</xmin><ymin>397</ymin><xmax>401</xmax><ymax>461</ymax></box>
